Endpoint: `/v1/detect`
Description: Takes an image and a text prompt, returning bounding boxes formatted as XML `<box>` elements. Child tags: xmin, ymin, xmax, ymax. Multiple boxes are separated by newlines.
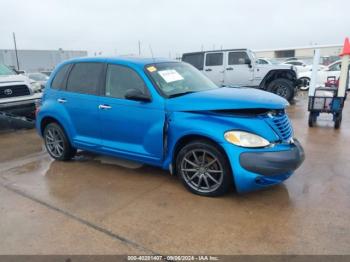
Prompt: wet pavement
<box><xmin>0</xmin><ymin>94</ymin><xmax>350</xmax><ymax>255</ymax></box>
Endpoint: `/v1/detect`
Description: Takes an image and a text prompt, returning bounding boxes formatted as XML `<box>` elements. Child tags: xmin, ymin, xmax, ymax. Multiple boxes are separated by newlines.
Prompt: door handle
<box><xmin>226</xmin><ymin>67</ymin><xmax>234</xmax><ymax>71</ymax></box>
<box><xmin>98</xmin><ymin>104</ymin><xmax>112</xmax><ymax>110</ymax></box>
<box><xmin>205</xmin><ymin>69</ymin><xmax>212</xmax><ymax>72</ymax></box>
<box><xmin>57</xmin><ymin>98</ymin><xmax>67</xmax><ymax>104</ymax></box>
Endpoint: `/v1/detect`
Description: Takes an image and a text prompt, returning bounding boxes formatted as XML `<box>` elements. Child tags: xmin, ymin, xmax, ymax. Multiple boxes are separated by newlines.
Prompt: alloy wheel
<box><xmin>45</xmin><ymin>126</ymin><xmax>65</xmax><ymax>158</ymax></box>
<box><xmin>180</xmin><ymin>149</ymin><xmax>224</xmax><ymax>193</ymax></box>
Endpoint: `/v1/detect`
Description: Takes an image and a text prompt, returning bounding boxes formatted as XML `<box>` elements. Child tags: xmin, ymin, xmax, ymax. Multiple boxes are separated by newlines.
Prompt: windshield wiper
<box><xmin>168</xmin><ymin>91</ymin><xmax>196</xmax><ymax>98</ymax></box>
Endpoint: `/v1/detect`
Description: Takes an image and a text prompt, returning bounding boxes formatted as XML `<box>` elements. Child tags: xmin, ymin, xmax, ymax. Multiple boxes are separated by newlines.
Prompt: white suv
<box><xmin>0</xmin><ymin>64</ymin><xmax>42</xmax><ymax>117</ymax></box>
<box><xmin>298</xmin><ymin>60</ymin><xmax>349</xmax><ymax>91</ymax></box>
<box><xmin>182</xmin><ymin>49</ymin><xmax>298</xmax><ymax>101</ymax></box>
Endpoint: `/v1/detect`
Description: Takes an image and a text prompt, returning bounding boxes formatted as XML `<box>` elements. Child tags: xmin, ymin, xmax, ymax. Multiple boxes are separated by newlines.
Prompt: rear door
<box><xmin>224</xmin><ymin>51</ymin><xmax>253</xmax><ymax>86</ymax></box>
<box><xmin>99</xmin><ymin>64</ymin><xmax>165</xmax><ymax>164</ymax></box>
<box><xmin>203</xmin><ymin>52</ymin><xmax>225</xmax><ymax>86</ymax></box>
<box><xmin>59</xmin><ymin>62</ymin><xmax>104</xmax><ymax>149</ymax></box>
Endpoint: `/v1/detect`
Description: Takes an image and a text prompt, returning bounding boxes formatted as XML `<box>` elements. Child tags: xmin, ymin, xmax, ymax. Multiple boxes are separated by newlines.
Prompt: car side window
<box><xmin>66</xmin><ymin>63</ymin><xmax>104</xmax><ymax>95</ymax></box>
<box><xmin>228</xmin><ymin>52</ymin><xmax>249</xmax><ymax>65</ymax></box>
<box><xmin>182</xmin><ymin>53</ymin><xmax>204</xmax><ymax>70</ymax></box>
<box><xmin>257</xmin><ymin>59</ymin><xmax>268</xmax><ymax>65</ymax></box>
<box><xmin>205</xmin><ymin>53</ymin><xmax>223</xmax><ymax>66</ymax></box>
<box><xmin>105</xmin><ymin>64</ymin><xmax>147</xmax><ymax>99</ymax></box>
<box><xmin>51</xmin><ymin>64</ymin><xmax>71</xmax><ymax>89</ymax></box>
<box><xmin>329</xmin><ymin>63</ymin><xmax>341</xmax><ymax>71</ymax></box>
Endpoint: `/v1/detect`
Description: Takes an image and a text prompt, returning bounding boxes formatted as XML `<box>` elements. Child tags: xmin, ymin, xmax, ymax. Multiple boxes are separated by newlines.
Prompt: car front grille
<box><xmin>0</xmin><ymin>85</ymin><xmax>30</xmax><ymax>99</ymax></box>
<box><xmin>264</xmin><ymin>111</ymin><xmax>293</xmax><ymax>142</ymax></box>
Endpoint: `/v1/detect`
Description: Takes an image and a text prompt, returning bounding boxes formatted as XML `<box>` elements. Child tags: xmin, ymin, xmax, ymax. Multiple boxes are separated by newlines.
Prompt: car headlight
<box><xmin>224</xmin><ymin>131</ymin><xmax>270</xmax><ymax>148</ymax></box>
<box><xmin>30</xmin><ymin>82</ymin><xmax>42</xmax><ymax>93</ymax></box>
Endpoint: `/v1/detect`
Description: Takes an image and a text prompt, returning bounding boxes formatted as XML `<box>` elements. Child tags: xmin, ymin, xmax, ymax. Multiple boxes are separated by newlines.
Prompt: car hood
<box><xmin>0</xmin><ymin>74</ymin><xmax>30</xmax><ymax>85</ymax></box>
<box><xmin>165</xmin><ymin>87</ymin><xmax>289</xmax><ymax>112</ymax></box>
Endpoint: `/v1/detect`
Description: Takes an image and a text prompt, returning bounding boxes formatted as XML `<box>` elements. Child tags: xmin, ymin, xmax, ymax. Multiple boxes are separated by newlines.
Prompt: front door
<box><xmin>203</xmin><ymin>52</ymin><xmax>225</xmax><ymax>86</ymax></box>
<box><xmin>99</xmin><ymin>64</ymin><xmax>165</xmax><ymax>164</ymax></box>
<box><xmin>224</xmin><ymin>51</ymin><xmax>254</xmax><ymax>86</ymax></box>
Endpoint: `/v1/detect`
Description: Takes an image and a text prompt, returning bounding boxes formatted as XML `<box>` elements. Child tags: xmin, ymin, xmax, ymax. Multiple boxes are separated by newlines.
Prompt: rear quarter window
<box><xmin>51</xmin><ymin>64</ymin><xmax>71</xmax><ymax>89</ymax></box>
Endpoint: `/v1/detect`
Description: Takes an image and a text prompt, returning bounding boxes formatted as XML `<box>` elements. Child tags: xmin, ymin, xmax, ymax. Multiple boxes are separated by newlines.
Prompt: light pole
<box><xmin>12</xmin><ymin>32</ymin><xmax>20</xmax><ymax>70</ymax></box>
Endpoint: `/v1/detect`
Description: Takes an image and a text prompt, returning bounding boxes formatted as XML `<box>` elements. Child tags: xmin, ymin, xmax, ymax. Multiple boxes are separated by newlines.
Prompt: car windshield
<box><xmin>145</xmin><ymin>62</ymin><xmax>218</xmax><ymax>97</ymax></box>
<box><xmin>269</xmin><ymin>59</ymin><xmax>281</xmax><ymax>65</ymax></box>
<box><xmin>0</xmin><ymin>64</ymin><xmax>16</xmax><ymax>76</ymax></box>
<box><xmin>28</xmin><ymin>73</ymin><xmax>49</xmax><ymax>81</ymax></box>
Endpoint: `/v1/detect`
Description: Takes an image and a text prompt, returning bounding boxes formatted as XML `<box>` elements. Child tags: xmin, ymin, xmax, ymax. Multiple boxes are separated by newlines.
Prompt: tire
<box><xmin>176</xmin><ymin>140</ymin><xmax>232</xmax><ymax>197</ymax></box>
<box><xmin>299</xmin><ymin>77</ymin><xmax>310</xmax><ymax>91</ymax></box>
<box><xmin>267</xmin><ymin>78</ymin><xmax>295</xmax><ymax>101</ymax></box>
<box><xmin>308</xmin><ymin>112</ymin><xmax>316</xmax><ymax>127</ymax></box>
<box><xmin>334</xmin><ymin>112</ymin><xmax>342</xmax><ymax>129</ymax></box>
<box><xmin>43</xmin><ymin>122</ymin><xmax>76</xmax><ymax>161</ymax></box>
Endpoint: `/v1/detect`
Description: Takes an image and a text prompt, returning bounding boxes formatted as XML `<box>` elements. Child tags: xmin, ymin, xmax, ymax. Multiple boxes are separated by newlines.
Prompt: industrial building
<box><xmin>254</xmin><ymin>44</ymin><xmax>342</xmax><ymax>64</ymax></box>
<box><xmin>0</xmin><ymin>49</ymin><xmax>88</xmax><ymax>72</ymax></box>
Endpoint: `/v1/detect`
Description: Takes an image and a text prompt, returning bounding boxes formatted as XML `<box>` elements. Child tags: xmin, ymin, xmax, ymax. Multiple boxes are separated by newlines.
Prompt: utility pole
<box><xmin>12</xmin><ymin>32</ymin><xmax>20</xmax><ymax>70</ymax></box>
<box><xmin>138</xmin><ymin>41</ymin><xmax>141</xmax><ymax>56</ymax></box>
<box><xmin>149</xmin><ymin>45</ymin><xmax>154</xmax><ymax>59</ymax></box>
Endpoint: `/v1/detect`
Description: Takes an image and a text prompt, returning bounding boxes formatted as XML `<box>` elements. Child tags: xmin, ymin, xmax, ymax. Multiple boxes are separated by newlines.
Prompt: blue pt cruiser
<box><xmin>36</xmin><ymin>57</ymin><xmax>304</xmax><ymax>196</ymax></box>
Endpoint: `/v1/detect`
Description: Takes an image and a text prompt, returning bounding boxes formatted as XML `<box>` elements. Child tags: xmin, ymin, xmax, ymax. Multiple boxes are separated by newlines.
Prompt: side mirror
<box><xmin>245</xmin><ymin>58</ymin><xmax>252</xmax><ymax>68</ymax></box>
<box><xmin>125</xmin><ymin>88</ymin><xmax>151</xmax><ymax>102</ymax></box>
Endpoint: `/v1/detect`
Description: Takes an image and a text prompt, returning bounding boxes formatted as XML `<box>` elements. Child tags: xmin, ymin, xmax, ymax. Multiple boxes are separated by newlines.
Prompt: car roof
<box><xmin>182</xmin><ymin>49</ymin><xmax>248</xmax><ymax>56</ymax></box>
<box><xmin>62</xmin><ymin>56</ymin><xmax>178</xmax><ymax>68</ymax></box>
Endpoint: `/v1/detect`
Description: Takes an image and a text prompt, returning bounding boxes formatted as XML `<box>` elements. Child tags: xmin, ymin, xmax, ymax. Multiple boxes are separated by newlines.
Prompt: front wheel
<box><xmin>44</xmin><ymin>123</ymin><xmax>76</xmax><ymax>161</ymax></box>
<box><xmin>267</xmin><ymin>78</ymin><xmax>295</xmax><ymax>101</ymax></box>
<box><xmin>176</xmin><ymin>140</ymin><xmax>232</xmax><ymax>197</ymax></box>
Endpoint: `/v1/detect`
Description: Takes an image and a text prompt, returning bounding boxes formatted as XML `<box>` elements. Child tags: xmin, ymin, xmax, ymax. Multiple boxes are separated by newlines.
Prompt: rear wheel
<box><xmin>334</xmin><ymin>112</ymin><xmax>342</xmax><ymax>129</ymax></box>
<box><xmin>299</xmin><ymin>77</ymin><xmax>310</xmax><ymax>91</ymax></box>
<box><xmin>308</xmin><ymin>112</ymin><xmax>317</xmax><ymax>127</ymax></box>
<box><xmin>44</xmin><ymin>123</ymin><xmax>76</xmax><ymax>161</ymax></box>
<box><xmin>176</xmin><ymin>140</ymin><xmax>232</xmax><ymax>197</ymax></box>
<box><xmin>267</xmin><ymin>78</ymin><xmax>294</xmax><ymax>101</ymax></box>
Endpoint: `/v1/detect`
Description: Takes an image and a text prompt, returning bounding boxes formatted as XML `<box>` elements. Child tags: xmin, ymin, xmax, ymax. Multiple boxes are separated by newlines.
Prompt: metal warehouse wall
<box><xmin>0</xmin><ymin>49</ymin><xmax>88</xmax><ymax>72</ymax></box>
<box><xmin>255</xmin><ymin>51</ymin><xmax>275</xmax><ymax>58</ymax></box>
<box><xmin>255</xmin><ymin>45</ymin><xmax>342</xmax><ymax>60</ymax></box>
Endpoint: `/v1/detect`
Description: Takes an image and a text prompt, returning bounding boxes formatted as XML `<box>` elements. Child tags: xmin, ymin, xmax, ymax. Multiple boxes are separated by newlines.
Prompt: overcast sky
<box><xmin>1</xmin><ymin>0</ymin><xmax>349</xmax><ymax>57</ymax></box>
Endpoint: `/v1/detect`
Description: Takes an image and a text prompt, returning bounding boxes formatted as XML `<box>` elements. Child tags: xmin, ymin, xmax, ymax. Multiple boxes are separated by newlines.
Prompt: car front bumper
<box><xmin>221</xmin><ymin>139</ymin><xmax>305</xmax><ymax>193</ymax></box>
<box><xmin>0</xmin><ymin>96</ymin><xmax>41</xmax><ymax>117</ymax></box>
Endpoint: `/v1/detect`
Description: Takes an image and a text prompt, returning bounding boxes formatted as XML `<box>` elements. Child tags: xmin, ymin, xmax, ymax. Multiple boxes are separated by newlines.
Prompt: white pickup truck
<box><xmin>0</xmin><ymin>64</ymin><xmax>42</xmax><ymax>118</ymax></box>
<box><xmin>182</xmin><ymin>49</ymin><xmax>299</xmax><ymax>101</ymax></box>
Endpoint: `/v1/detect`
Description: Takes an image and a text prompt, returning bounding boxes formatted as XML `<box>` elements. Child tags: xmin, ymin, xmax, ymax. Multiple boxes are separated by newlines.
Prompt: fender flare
<box><xmin>259</xmin><ymin>69</ymin><xmax>297</xmax><ymax>90</ymax></box>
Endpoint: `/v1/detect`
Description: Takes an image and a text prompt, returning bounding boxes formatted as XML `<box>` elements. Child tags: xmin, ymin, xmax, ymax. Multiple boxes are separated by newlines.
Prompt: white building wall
<box><xmin>0</xmin><ymin>49</ymin><xmax>88</xmax><ymax>72</ymax></box>
<box><xmin>255</xmin><ymin>51</ymin><xmax>275</xmax><ymax>58</ymax></box>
